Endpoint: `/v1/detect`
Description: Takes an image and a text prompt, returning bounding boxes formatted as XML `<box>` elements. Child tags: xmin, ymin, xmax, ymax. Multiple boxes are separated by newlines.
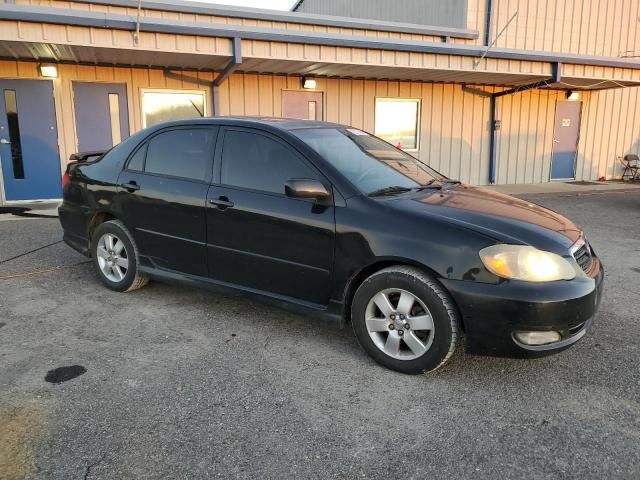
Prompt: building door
<box><xmin>73</xmin><ymin>82</ymin><xmax>129</xmax><ymax>152</ymax></box>
<box><xmin>0</xmin><ymin>79</ymin><xmax>61</xmax><ymax>202</ymax></box>
<box><xmin>550</xmin><ymin>101</ymin><xmax>582</xmax><ymax>180</ymax></box>
<box><xmin>282</xmin><ymin>91</ymin><xmax>323</xmax><ymax>120</ymax></box>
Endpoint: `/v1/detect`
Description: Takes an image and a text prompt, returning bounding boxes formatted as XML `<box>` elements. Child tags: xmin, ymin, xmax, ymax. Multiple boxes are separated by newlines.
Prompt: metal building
<box><xmin>0</xmin><ymin>0</ymin><xmax>639</xmax><ymax>205</ymax></box>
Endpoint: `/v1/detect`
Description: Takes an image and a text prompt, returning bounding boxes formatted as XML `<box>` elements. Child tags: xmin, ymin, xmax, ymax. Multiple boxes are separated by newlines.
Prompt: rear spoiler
<box><xmin>69</xmin><ymin>150</ymin><xmax>107</xmax><ymax>162</ymax></box>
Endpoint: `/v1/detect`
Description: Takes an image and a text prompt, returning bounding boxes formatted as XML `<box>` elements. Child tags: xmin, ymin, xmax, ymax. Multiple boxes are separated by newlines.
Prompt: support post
<box><xmin>488</xmin><ymin>95</ymin><xmax>497</xmax><ymax>184</ymax></box>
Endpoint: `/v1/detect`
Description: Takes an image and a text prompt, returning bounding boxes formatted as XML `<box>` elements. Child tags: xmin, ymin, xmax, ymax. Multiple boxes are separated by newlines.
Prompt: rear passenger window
<box><xmin>221</xmin><ymin>130</ymin><xmax>316</xmax><ymax>194</ymax></box>
<box><xmin>145</xmin><ymin>128</ymin><xmax>215</xmax><ymax>181</ymax></box>
<box><xmin>127</xmin><ymin>144</ymin><xmax>146</xmax><ymax>171</ymax></box>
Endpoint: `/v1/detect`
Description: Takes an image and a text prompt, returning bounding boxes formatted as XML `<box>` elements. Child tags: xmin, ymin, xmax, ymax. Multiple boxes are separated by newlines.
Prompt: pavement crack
<box><xmin>83</xmin><ymin>453</ymin><xmax>106</xmax><ymax>480</ymax></box>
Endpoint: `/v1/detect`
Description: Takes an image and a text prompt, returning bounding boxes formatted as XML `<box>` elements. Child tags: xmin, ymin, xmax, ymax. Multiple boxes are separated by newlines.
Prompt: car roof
<box><xmin>149</xmin><ymin>116</ymin><xmax>347</xmax><ymax>132</ymax></box>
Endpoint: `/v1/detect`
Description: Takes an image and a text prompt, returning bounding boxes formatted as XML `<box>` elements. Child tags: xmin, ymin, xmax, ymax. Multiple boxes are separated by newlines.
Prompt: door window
<box><xmin>220</xmin><ymin>130</ymin><xmax>317</xmax><ymax>195</ymax></box>
<box><xmin>3</xmin><ymin>89</ymin><xmax>24</xmax><ymax>179</ymax></box>
<box><xmin>145</xmin><ymin>129</ymin><xmax>214</xmax><ymax>182</ymax></box>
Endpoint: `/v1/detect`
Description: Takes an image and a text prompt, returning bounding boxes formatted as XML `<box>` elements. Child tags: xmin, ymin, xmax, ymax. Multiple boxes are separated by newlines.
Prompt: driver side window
<box><xmin>220</xmin><ymin>130</ymin><xmax>317</xmax><ymax>195</ymax></box>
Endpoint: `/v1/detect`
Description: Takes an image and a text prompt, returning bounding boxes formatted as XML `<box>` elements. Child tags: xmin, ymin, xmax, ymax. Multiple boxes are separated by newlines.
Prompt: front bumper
<box><xmin>440</xmin><ymin>258</ymin><xmax>604</xmax><ymax>357</ymax></box>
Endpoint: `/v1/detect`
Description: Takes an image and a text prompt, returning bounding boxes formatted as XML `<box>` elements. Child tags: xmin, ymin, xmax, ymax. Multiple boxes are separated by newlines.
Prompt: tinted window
<box><xmin>221</xmin><ymin>130</ymin><xmax>316</xmax><ymax>194</ymax></box>
<box><xmin>292</xmin><ymin>128</ymin><xmax>444</xmax><ymax>195</ymax></box>
<box><xmin>127</xmin><ymin>143</ymin><xmax>146</xmax><ymax>171</ymax></box>
<box><xmin>145</xmin><ymin>129</ymin><xmax>214</xmax><ymax>181</ymax></box>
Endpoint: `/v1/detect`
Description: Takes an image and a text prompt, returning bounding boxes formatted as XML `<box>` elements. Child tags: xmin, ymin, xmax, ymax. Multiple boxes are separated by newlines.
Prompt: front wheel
<box><xmin>92</xmin><ymin>220</ymin><xmax>148</xmax><ymax>292</ymax></box>
<box><xmin>351</xmin><ymin>266</ymin><xmax>459</xmax><ymax>374</ymax></box>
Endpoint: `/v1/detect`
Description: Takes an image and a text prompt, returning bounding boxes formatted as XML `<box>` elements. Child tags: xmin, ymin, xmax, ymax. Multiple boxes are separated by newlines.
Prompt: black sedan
<box><xmin>59</xmin><ymin>118</ymin><xmax>603</xmax><ymax>374</ymax></box>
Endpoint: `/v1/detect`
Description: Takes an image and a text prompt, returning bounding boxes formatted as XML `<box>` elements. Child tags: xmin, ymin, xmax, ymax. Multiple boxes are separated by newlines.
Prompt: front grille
<box><xmin>573</xmin><ymin>242</ymin><xmax>593</xmax><ymax>273</ymax></box>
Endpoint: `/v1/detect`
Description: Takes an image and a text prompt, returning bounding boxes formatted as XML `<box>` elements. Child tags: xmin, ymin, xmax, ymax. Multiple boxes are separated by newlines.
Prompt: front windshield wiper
<box><xmin>367</xmin><ymin>186</ymin><xmax>414</xmax><ymax>197</ymax></box>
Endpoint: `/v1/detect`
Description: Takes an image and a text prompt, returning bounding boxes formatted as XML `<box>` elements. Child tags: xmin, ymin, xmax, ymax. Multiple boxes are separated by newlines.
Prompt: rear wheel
<box><xmin>351</xmin><ymin>266</ymin><xmax>459</xmax><ymax>374</ymax></box>
<box><xmin>92</xmin><ymin>220</ymin><xmax>148</xmax><ymax>292</ymax></box>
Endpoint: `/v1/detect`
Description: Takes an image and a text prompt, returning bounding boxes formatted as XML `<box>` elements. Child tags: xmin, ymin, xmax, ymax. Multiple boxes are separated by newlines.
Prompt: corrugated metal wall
<box><xmin>578</xmin><ymin>87</ymin><xmax>640</xmax><ymax>180</ymax></box>
<box><xmin>466</xmin><ymin>0</ymin><xmax>640</xmax><ymax>57</ymax></box>
<box><xmin>294</xmin><ymin>0</ymin><xmax>469</xmax><ymax>29</ymax></box>
<box><xmin>0</xmin><ymin>60</ymin><xmax>638</xmax><ymax>185</ymax></box>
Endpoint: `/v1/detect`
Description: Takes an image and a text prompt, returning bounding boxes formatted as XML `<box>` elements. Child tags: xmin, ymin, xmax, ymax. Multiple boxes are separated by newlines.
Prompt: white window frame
<box><xmin>140</xmin><ymin>88</ymin><xmax>208</xmax><ymax>128</ymax></box>
<box><xmin>374</xmin><ymin>97</ymin><xmax>421</xmax><ymax>152</ymax></box>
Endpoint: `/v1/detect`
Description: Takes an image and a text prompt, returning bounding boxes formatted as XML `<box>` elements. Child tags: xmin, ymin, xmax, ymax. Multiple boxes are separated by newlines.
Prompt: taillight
<box><xmin>62</xmin><ymin>171</ymin><xmax>70</xmax><ymax>192</ymax></box>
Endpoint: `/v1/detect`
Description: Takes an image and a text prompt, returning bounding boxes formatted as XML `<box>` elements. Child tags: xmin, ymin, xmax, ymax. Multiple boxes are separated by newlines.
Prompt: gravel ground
<box><xmin>1</xmin><ymin>190</ymin><xmax>639</xmax><ymax>480</ymax></box>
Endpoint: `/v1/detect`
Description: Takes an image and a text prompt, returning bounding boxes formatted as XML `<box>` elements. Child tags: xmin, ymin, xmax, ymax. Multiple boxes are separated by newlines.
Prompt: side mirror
<box><xmin>285</xmin><ymin>178</ymin><xmax>330</xmax><ymax>201</ymax></box>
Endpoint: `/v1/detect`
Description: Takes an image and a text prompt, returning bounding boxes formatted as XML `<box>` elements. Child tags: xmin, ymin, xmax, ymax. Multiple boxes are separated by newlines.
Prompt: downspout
<box><xmin>212</xmin><ymin>37</ymin><xmax>242</xmax><ymax>116</ymax></box>
<box><xmin>484</xmin><ymin>0</ymin><xmax>494</xmax><ymax>46</ymax></box>
<box><xmin>470</xmin><ymin>62</ymin><xmax>562</xmax><ymax>184</ymax></box>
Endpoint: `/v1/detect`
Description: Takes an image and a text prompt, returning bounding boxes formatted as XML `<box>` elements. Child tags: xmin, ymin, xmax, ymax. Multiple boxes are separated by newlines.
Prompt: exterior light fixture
<box><xmin>302</xmin><ymin>77</ymin><xmax>317</xmax><ymax>89</ymax></box>
<box><xmin>39</xmin><ymin>63</ymin><xmax>58</xmax><ymax>78</ymax></box>
<box><xmin>566</xmin><ymin>90</ymin><xmax>580</xmax><ymax>101</ymax></box>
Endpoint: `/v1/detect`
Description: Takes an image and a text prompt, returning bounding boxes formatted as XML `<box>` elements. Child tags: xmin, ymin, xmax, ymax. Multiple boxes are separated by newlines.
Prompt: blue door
<box><xmin>0</xmin><ymin>79</ymin><xmax>61</xmax><ymax>201</ymax></box>
<box><xmin>73</xmin><ymin>82</ymin><xmax>129</xmax><ymax>152</ymax></box>
<box><xmin>550</xmin><ymin>101</ymin><xmax>582</xmax><ymax>180</ymax></box>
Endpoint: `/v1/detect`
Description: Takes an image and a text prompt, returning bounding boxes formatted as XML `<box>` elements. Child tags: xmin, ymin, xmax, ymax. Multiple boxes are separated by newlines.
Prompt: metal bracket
<box><xmin>213</xmin><ymin>37</ymin><xmax>243</xmax><ymax>87</ymax></box>
<box><xmin>212</xmin><ymin>37</ymin><xmax>243</xmax><ymax>116</ymax></box>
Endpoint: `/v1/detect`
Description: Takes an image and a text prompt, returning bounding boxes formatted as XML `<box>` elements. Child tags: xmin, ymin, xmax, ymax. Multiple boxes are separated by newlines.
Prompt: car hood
<box><xmin>392</xmin><ymin>184</ymin><xmax>582</xmax><ymax>252</ymax></box>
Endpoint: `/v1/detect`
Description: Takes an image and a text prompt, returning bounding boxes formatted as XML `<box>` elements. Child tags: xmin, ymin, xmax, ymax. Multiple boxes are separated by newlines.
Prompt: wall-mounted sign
<box><xmin>562</xmin><ymin>118</ymin><xmax>571</xmax><ymax>127</ymax></box>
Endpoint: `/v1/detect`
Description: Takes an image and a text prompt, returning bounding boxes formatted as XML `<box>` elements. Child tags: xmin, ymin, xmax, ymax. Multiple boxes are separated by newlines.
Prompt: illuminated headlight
<box><xmin>479</xmin><ymin>244</ymin><xmax>576</xmax><ymax>282</ymax></box>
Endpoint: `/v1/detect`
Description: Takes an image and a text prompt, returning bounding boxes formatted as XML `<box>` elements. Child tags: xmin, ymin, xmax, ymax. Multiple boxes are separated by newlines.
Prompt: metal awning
<box><xmin>1</xmin><ymin>3</ymin><xmax>639</xmax><ymax>89</ymax></box>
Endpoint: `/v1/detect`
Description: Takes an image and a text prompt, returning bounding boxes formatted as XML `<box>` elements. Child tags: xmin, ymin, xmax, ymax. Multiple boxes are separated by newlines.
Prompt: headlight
<box><xmin>479</xmin><ymin>244</ymin><xmax>576</xmax><ymax>282</ymax></box>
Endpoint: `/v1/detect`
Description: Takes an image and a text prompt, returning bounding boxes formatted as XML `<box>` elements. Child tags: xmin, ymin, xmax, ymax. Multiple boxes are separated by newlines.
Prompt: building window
<box><xmin>374</xmin><ymin>98</ymin><xmax>420</xmax><ymax>150</ymax></box>
<box><xmin>141</xmin><ymin>90</ymin><xmax>206</xmax><ymax>128</ymax></box>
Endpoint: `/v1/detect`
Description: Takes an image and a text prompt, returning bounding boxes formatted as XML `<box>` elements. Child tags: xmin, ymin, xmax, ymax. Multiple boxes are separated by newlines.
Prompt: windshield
<box><xmin>292</xmin><ymin>127</ymin><xmax>445</xmax><ymax>195</ymax></box>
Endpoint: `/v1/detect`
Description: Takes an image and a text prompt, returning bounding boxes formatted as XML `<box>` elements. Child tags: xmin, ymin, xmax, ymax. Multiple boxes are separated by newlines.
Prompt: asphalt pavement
<box><xmin>1</xmin><ymin>190</ymin><xmax>639</xmax><ymax>479</ymax></box>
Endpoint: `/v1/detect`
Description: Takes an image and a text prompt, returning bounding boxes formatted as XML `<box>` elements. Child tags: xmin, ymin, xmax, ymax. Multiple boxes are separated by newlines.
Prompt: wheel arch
<box><xmin>341</xmin><ymin>257</ymin><xmax>465</xmax><ymax>332</ymax></box>
<box><xmin>87</xmin><ymin>211</ymin><xmax>118</xmax><ymax>247</ymax></box>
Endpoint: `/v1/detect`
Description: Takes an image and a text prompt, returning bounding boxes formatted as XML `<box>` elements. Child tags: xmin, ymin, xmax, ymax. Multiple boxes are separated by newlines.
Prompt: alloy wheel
<box><xmin>96</xmin><ymin>233</ymin><xmax>129</xmax><ymax>282</ymax></box>
<box><xmin>364</xmin><ymin>288</ymin><xmax>435</xmax><ymax>360</ymax></box>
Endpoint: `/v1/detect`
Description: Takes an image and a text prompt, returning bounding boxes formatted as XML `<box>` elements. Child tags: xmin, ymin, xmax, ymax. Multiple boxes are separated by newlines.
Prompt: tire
<box><xmin>91</xmin><ymin>220</ymin><xmax>149</xmax><ymax>292</ymax></box>
<box><xmin>351</xmin><ymin>266</ymin><xmax>459</xmax><ymax>374</ymax></box>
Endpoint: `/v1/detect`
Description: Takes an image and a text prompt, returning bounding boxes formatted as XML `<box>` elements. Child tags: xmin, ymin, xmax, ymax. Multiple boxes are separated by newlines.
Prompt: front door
<box><xmin>550</xmin><ymin>101</ymin><xmax>582</xmax><ymax>180</ymax></box>
<box><xmin>0</xmin><ymin>79</ymin><xmax>61</xmax><ymax>201</ymax></box>
<box><xmin>117</xmin><ymin>126</ymin><xmax>217</xmax><ymax>276</ymax></box>
<box><xmin>73</xmin><ymin>82</ymin><xmax>129</xmax><ymax>152</ymax></box>
<box><xmin>282</xmin><ymin>91</ymin><xmax>324</xmax><ymax>120</ymax></box>
<box><xmin>206</xmin><ymin>127</ymin><xmax>334</xmax><ymax>306</ymax></box>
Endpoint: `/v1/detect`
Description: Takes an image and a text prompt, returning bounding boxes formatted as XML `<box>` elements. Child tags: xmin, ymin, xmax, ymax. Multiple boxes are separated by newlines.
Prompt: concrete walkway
<box><xmin>485</xmin><ymin>180</ymin><xmax>640</xmax><ymax>195</ymax></box>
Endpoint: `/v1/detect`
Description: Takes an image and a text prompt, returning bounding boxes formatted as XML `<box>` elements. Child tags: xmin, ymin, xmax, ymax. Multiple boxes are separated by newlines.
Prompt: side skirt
<box><xmin>137</xmin><ymin>265</ymin><xmax>344</xmax><ymax>326</ymax></box>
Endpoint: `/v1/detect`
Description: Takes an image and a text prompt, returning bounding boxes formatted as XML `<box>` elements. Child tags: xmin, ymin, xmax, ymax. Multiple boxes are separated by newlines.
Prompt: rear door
<box><xmin>117</xmin><ymin>126</ymin><xmax>218</xmax><ymax>276</ymax></box>
<box><xmin>205</xmin><ymin>127</ymin><xmax>335</xmax><ymax>306</ymax></box>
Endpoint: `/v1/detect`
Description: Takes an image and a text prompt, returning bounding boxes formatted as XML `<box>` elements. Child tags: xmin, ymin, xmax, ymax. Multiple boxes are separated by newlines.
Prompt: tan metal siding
<box><xmin>464</xmin><ymin>0</ymin><xmax>640</xmax><ymax>57</ymax></box>
<box><xmin>494</xmin><ymin>89</ymin><xmax>565</xmax><ymax>184</ymax></box>
<box><xmin>577</xmin><ymin>86</ymin><xmax>640</xmax><ymax>180</ymax></box>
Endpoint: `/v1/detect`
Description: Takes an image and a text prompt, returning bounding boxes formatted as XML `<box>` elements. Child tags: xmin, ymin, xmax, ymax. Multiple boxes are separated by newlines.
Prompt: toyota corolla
<box><xmin>59</xmin><ymin>118</ymin><xmax>603</xmax><ymax>374</ymax></box>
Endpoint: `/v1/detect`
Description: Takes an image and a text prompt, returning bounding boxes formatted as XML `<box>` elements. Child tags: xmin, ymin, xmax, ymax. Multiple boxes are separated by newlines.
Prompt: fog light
<box><xmin>514</xmin><ymin>331</ymin><xmax>561</xmax><ymax>346</ymax></box>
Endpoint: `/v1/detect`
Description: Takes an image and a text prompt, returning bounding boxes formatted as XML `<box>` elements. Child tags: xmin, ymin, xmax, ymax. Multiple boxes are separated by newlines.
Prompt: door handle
<box><xmin>209</xmin><ymin>196</ymin><xmax>234</xmax><ymax>210</ymax></box>
<box><xmin>120</xmin><ymin>181</ymin><xmax>140</xmax><ymax>192</ymax></box>
<box><xmin>0</xmin><ymin>138</ymin><xmax>10</xmax><ymax>144</ymax></box>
